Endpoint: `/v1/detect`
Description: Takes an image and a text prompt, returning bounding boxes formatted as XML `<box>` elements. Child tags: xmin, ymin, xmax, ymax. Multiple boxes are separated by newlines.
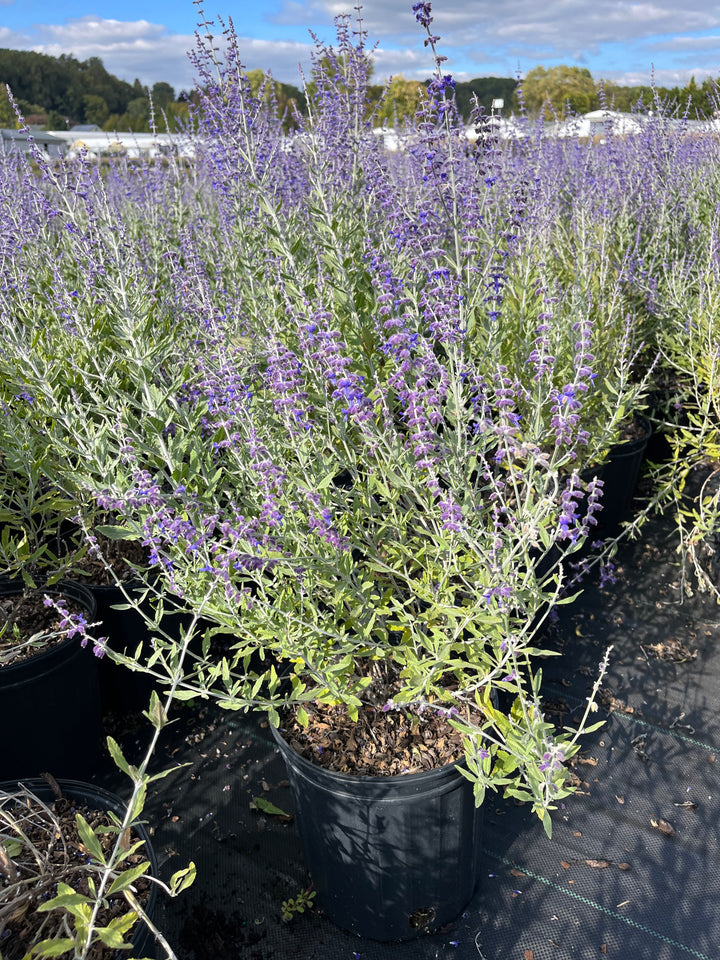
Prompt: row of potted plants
<box><xmin>2</xmin><ymin>2</ymin><xmax>719</xmax><ymax>955</ymax></box>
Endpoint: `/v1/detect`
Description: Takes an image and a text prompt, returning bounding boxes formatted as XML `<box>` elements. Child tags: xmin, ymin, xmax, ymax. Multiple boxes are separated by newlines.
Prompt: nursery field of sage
<box><xmin>1</xmin><ymin>5</ymin><xmax>720</xmax><ymax>955</ymax></box>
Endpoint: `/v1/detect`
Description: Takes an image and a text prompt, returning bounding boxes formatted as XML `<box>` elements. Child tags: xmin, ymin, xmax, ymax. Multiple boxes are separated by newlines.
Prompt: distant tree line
<box><xmin>0</xmin><ymin>48</ymin><xmax>717</xmax><ymax>134</ymax></box>
<box><xmin>0</xmin><ymin>48</ymin><xmax>306</xmax><ymax>132</ymax></box>
<box><xmin>516</xmin><ymin>65</ymin><xmax>719</xmax><ymax>119</ymax></box>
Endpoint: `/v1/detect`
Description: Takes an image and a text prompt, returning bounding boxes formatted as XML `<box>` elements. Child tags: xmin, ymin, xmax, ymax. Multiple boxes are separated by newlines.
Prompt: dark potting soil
<box><xmin>87</xmin><ymin>464</ymin><xmax>720</xmax><ymax>960</ymax></box>
<box><xmin>0</xmin><ymin>782</ymin><xmax>152</xmax><ymax>960</ymax></box>
<box><xmin>0</xmin><ymin>590</ymin><xmax>87</xmax><ymax>666</ymax></box>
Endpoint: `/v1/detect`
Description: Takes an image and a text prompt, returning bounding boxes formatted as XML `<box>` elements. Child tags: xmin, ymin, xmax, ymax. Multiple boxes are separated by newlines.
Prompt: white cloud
<box><xmin>0</xmin><ymin>15</ymin><xmax>320</xmax><ymax>91</ymax></box>
<box><xmin>648</xmin><ymin>33</ymin><xmax>720</xmax><ymax>50</ymax></box>
<box><xmin>614</xmin><ymin>66</ymin><xmax>712</xmax><ymax>86</ymax></box>
<box><xmin>273</xmin><ymin>0</ymin><xmax>720</xmax><ymax>42</ymax></box>
<box><xmin>2</xmin><ymin>3</ymin><xmax>719</xmax><ymax>95</ymax></box>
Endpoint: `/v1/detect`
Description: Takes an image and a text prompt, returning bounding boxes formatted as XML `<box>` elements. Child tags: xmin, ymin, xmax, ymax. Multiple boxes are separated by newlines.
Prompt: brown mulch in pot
<box><xmin>66</xmin><ymin>535</ymin><xmax>150</xmax><ymax>586</ymax></box>
<box><xmin>278</xmin><ymin>699</ymin><xmax>480</xmax><ymax>776</ymax></box>
<box><xmin>0</xmin><ymin>591</ymin><xmax>87</xmax><ymax>667</ymax></box>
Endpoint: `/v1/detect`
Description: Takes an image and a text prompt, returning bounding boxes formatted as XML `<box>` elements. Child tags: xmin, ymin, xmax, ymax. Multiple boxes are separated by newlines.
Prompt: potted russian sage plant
<box><xmin>0</xmin><ymin>2</ymin><xmax>625</xmax><ymax>943</ymax></box>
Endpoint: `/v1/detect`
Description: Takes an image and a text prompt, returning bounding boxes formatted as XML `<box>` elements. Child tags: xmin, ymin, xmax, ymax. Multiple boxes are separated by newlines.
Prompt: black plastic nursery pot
<box><xmin>88</xmin><ymin>578</ymin><xmax>201</xmax><ymax>715</ymax></box>
<box><xmin>90</xmin><ymin>581</ymin><xmax>162</xmax><ymax>715</ymax></box>
<box><xmin>0</xmin><ymin>777</ymin><xmax>158</xmax><ymax>960</ymax></box>
<box><xmin>0</xmin><ymin>579</ymin><xmax>103</xmax><ymax>781</ymax></box>
<box><xmin>271</xmin><ymin>725</ymin><xmax>484</xmax><ymax>942</ymax></box>
<box><xmin>595</xmin><ymin>416</ymin><xmax>652</xmax><ymax>531</ymax></box>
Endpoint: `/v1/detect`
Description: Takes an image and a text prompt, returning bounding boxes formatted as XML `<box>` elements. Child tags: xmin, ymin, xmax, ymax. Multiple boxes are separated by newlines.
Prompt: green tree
<box><xmin>151</xmin><ymin>81</ymin><xmax>175</xmax><ymax>110</ymax></box>
<box><xmin>598</xmin><ymin>81</ymin><xmax>637</xmax><ymax>112</ymax></box>
<box><xmin>516</xmin><ymin>65</ymin><xmax>599</xmax><ymax>117</ymax></box>
<box><xmin>376</xmin><ymin>75</ymin><xmax>424</xmax><ymax>124</ymax></box>
<box><xmin>83</xmin><ymin>93</ymin><xmax>109</xmax><ymax>126</ymax></box>
<box><xmin>17</xmin><ymin>99</ymin><xmax>46</xmax><ymax>118</ymax></box>
<box><xmin>0</xmin><ymin>83</ymin><xmax>15</xmax><ymax>127</ymax></box>
<box><xmin>45</xmin><ymin>109</ymin><xmax>66</xmax><ymax>130</ymax></box>
<box><xmin>162</xmin><ymin>100</ymin><xmax>191</xmax><ymax>131</ymax></box>
<box><xmin>453</xmin><ymin>77</ymin><xmax>518</xmax><ymax>121</ymax></box>
<box><xmin>127</xmin><ymin>97</ymin><xmax>150</xmax><ymax>124</ymax></box>
<box><xmin>700</xmin><ymin>77</ymin><xmax>719</xmax><ymax>117</ymax></box>
<box><xmin>245</xmin><ymin>69</ymin><xmax>304</xmax><ymax>129</ymax></box>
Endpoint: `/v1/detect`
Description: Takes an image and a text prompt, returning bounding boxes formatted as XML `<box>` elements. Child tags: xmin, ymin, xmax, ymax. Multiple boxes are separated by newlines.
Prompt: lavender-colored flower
<box><xmin>439</xmin><ymin>496</ymin><xmax>463</xmax><ymax>533</ymax></box>
<box><xmin>412</xmin><ymin>2</ymin><xmax>433</xmax><ymax>28</ymax></box>
<box><xmin>539</xmin><ymin>747</ymin><xmax>565</xmax><ymax>773</ymax></box>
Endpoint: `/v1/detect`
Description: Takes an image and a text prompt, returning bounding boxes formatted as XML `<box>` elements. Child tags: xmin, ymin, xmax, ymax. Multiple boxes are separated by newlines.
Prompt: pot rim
<box><xmin>0</xmin><ymin>577</ymin><xmax>98</xmax><ymax>670</ymax></box>
<box><xmin>271</xmin><ymin>722</ymin><xmax>469</xmax><ymax>787</ymax></box>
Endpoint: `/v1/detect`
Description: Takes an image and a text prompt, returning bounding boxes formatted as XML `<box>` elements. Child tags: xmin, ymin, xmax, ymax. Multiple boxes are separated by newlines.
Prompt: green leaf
<box><xmin>143</xmin><ymin>689</ymin><xmax>168</xmax><ymax>729</ymax></box>
<box><xmin>541</xmin><ymin>810</ymin><xmax>553</xmax><ymax>839</ymax></box>
<box><xmin>146</xmin><ymin>763</ymin><xmax>190</xmax><ymax>784</ymax></box>
<box><xmin>107</xmin><ymin>860</ymin><xmax>151</xmax><ymax>896</ymax></box>
<box><xmin>63</xmin><ymin>900</ymin><xmax>93</xmax><ymax>923</ymax></box>
<box><xmin>169</xmin><ymin>861</ymin><xmax>197</xmax><ymax>895</ymax></box>
<box><xmin>94</xmin><ymin>525</ymin><xmax>139</xmax><ymax>541</ymax></box>
<box><xmin>36</xmin><ymin>883</ymin><xmax>91</xmax><ymax>914</ymax></box>
<box><xmin>2</xmin><ymin>839</ymin><xmax>22</xmax><ymax>858</ymax></box>
<box><xmin>28</xmin><ymin>938</ymin><xmax>78</xmax><ymax>957</ymax></box>
<box><xmin>129</xmin><ymin>783</ymin><xmax>147</xmax><ymax>822</ymax></box>
<box><xmin>75</xmin><ymin>814</ymin><xmax>105</xmax><ymax>865</ymax></box>
<box><xmin>106</xmin><ymin>736</ymin><xmax>137</xmax><ymax>779</ymax></box>
<box><xmin>94</xmin><ymin>911</ymin><xmax>138</xmax><ymax>948</ymax></box>
<box><xmin>250</xmin><ymin>797</ymin><xmax>291</xmax><ymax>818</ymax></box>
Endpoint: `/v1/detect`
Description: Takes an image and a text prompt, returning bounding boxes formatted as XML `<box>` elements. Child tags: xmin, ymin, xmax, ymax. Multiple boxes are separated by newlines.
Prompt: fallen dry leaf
<box><xmin>615</xmin><ymin>795</ymin><xmax>625</xmax><ymax>804</ymax></box>
<box><xmin>651</xmin><ymin>818</ymin><xmax>675</xmax><ymax>837</ymax></box>
<box><xmin>601</xmin><ymin>944</ymin><xmax>607</xmax><ymax>954</ymax></box>
<box><xmin>573</xmin><ymin>830</ymin><xmax>582</xmax><ymax>837</ymax></box>
<box><xmin>617</xmin><ymin>862</ymin><xmax>632</xmax><ymax>871</ymax></box>
<box><xmin>560</xmin><ymin>861</ymin><xmax>571</xmax><ymax>869</ymax></box>
<box><xmin>510</xmin><ymin>869</ymin><xmax>527</xmax><ymax>878</ymax></box>
<box><xmin>584</xmin><ymin>859</ymin><xmax>612</xmax><ymax>869</ymax></box>
<box><xmin>524</xmin><ymin>951</ymin><xmax>534</xmax><ymax>960</ymax></box>
<box><xmin>576</xmin><ymin>756</ymin><xmax>599</xmax><ymax>766</ymax></box>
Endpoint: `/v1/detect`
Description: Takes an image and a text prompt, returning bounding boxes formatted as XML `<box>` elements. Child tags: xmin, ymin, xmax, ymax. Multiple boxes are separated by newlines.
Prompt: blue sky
<box><xmin>1</xmin><ymin>0</ymin><xmax>719</xmax><ymax>94</ymax></box>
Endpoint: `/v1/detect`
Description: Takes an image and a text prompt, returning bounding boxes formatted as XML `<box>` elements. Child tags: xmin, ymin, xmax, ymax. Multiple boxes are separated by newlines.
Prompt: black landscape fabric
<box><xmin>93</xmin><ymin>499</ymin><xmax>720</xmax><ymax>960</ymax></box>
